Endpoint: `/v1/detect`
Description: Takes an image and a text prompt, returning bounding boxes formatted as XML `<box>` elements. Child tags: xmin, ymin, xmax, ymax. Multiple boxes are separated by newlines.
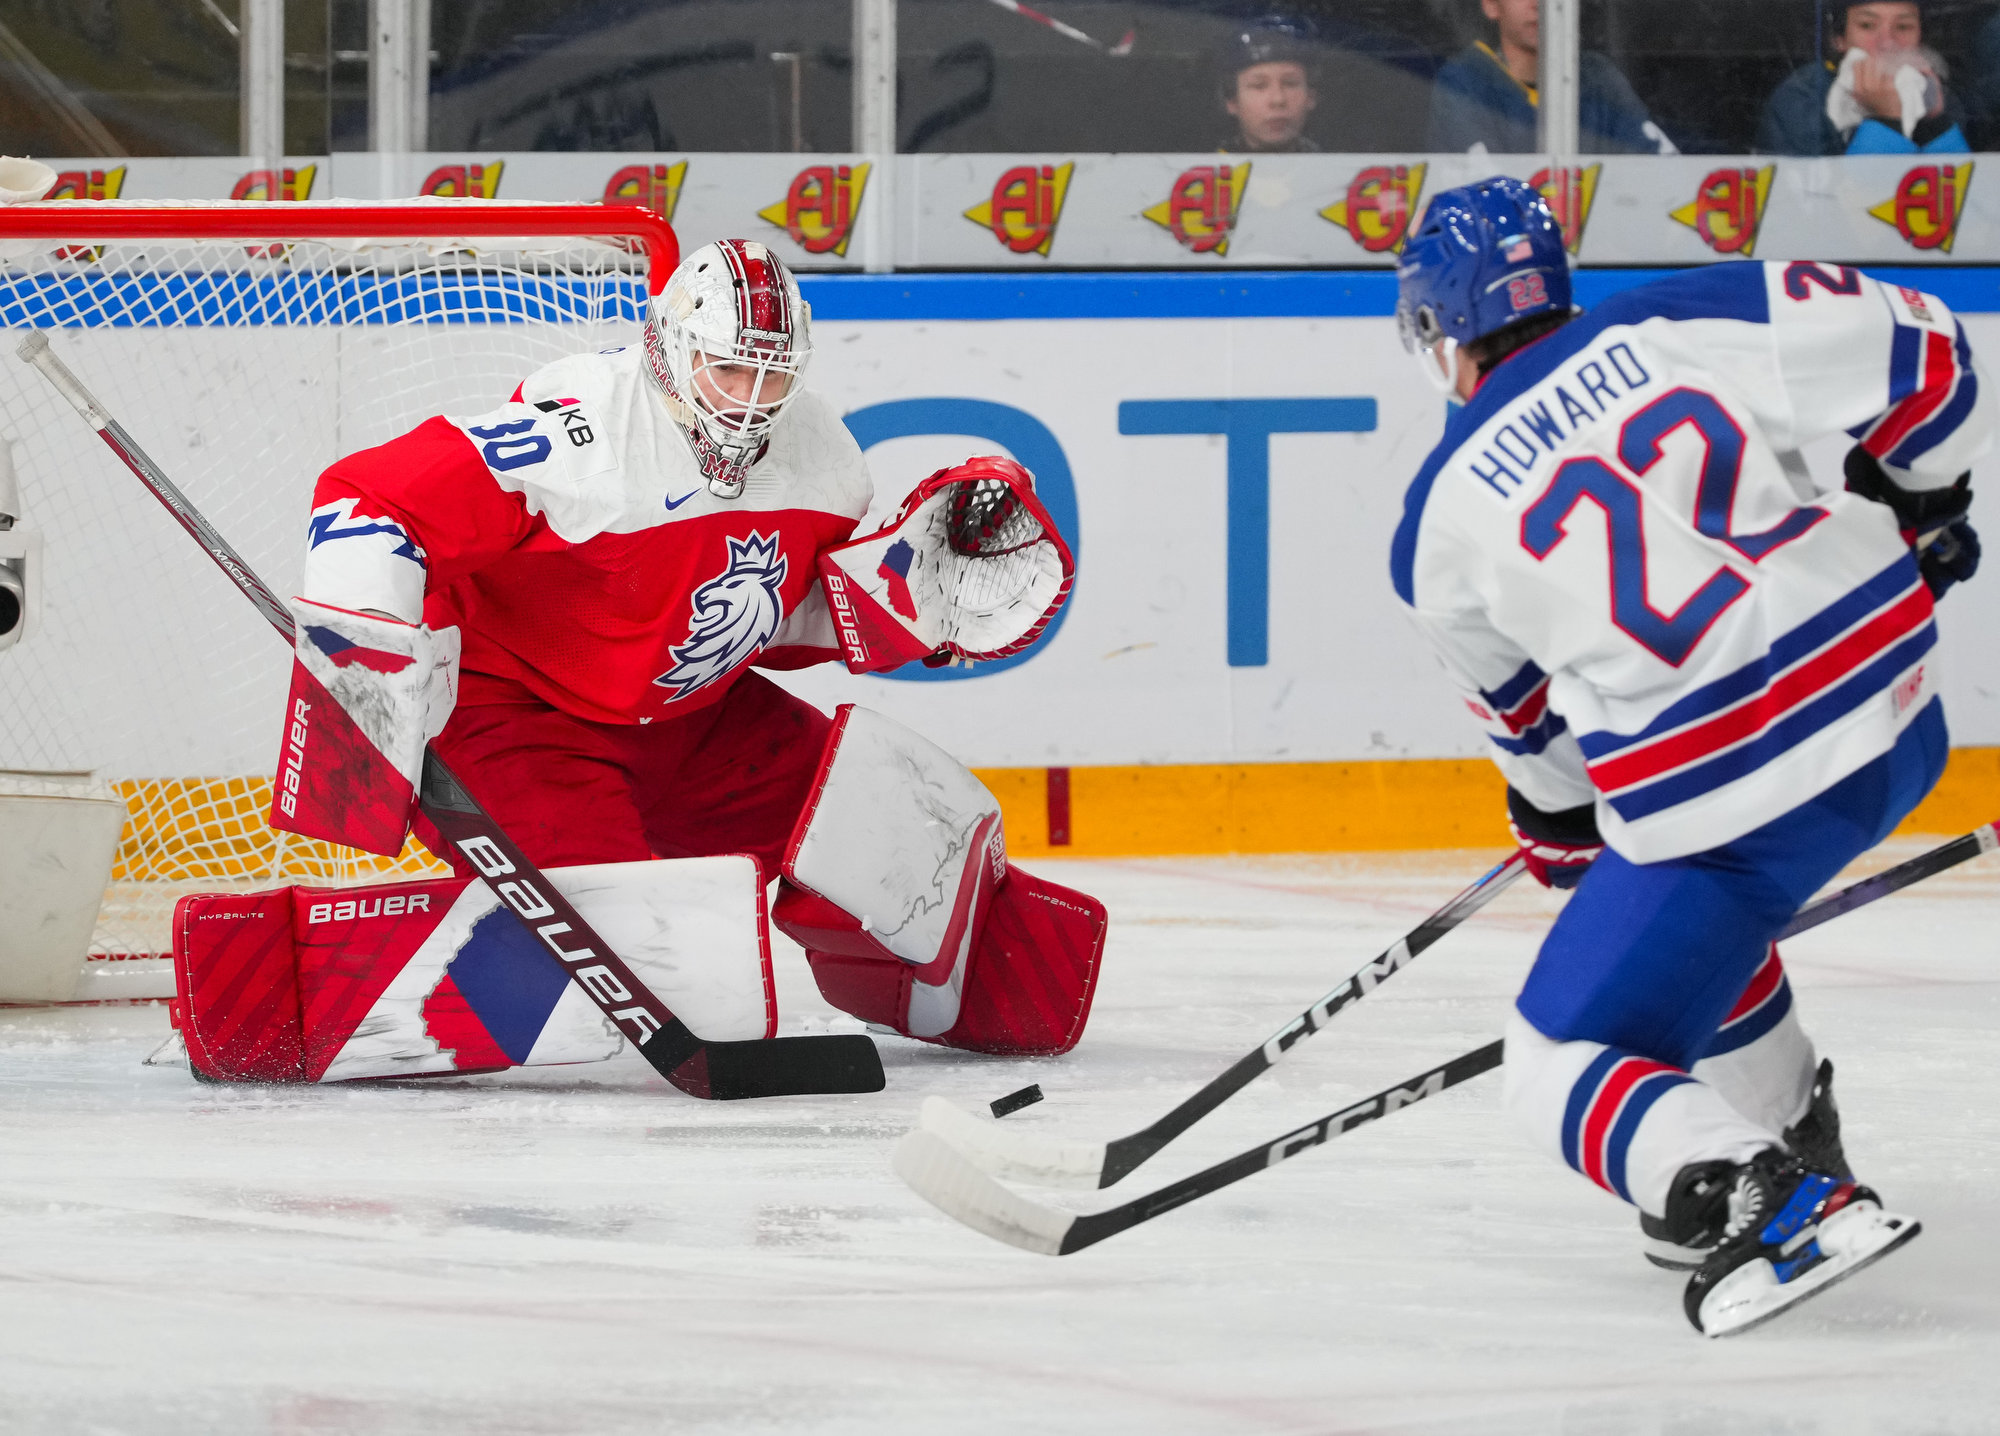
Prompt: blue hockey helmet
<box><xmin>1395</xmin><ymin>178</ymin><xmax>1572</xmax><ymax>389</ymax></box>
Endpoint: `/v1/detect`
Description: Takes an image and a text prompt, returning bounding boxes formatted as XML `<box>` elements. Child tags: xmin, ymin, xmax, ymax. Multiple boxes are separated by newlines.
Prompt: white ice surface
<box><xmin>2</xmin><ymin>845</ymin><xmax>1996</xmax><ymax>1435</ymax></box>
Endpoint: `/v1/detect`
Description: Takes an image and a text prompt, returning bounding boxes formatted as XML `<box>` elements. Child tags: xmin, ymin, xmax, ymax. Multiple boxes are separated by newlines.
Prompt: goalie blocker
<box><xmin>270</xmin><ymin>597</ymin><xmax>459</xmax><ymax>857</ymax></box>
<box><xmin>177</xmin><ymin>707</ymin><xmax>1105</xmax><ymax>1079</ymax></box>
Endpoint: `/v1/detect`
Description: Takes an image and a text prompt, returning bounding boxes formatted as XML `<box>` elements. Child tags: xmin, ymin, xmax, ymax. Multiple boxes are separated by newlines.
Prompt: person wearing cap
<box><xmin>1427</xmin><ymin>0</ymin><xmax>1675</xmax><ymax>155</ymax></box>
<box><xmin>1756</xmin><ymin>1</ymin><xmax>1968</xmax><ymax>156</ymax></box>
<box><xmin>1218</xmin><ymin>17</ymin><xmax>1319</xmax><ymax>154</ymax></box>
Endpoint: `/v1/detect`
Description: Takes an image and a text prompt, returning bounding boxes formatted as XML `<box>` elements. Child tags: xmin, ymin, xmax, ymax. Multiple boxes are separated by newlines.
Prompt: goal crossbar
<box><xmin>0</xmin><ymin>201</ymin><xmax>679</xmax><ymax>294</ymax></box>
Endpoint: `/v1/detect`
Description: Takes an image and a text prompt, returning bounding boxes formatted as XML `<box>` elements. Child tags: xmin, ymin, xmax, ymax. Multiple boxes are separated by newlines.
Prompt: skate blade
<box><xmin>1642</xmin><ymin>1235</ymin><xmax>1709</xmax><ymax>1272</ymax></box>
<box><xmin>1699</xmin><ymin>1205</ymin><xmax>1922</xmax><ymax>1338</ymax></box>
<box><xmin>142</xmin><ymin>1030</ymin><xmax>189</xmax><ymax>1068</ymax></box>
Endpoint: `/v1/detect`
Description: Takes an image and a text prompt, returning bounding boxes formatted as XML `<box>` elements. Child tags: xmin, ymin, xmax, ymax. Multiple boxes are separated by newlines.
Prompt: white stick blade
<box><xmin>893</xmin><ymin>1130</ymin><xmax>1076</xmax><ymax>1255</ymax></box>
<box><xmin>917</xmin><ymin>1094</ymin><xmax>1107</xmax><ymax>1189</ymax></box>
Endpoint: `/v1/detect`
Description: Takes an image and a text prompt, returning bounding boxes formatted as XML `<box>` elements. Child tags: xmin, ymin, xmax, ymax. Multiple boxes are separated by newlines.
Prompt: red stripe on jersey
<box><xmin>1580</xmin><ymin>1057</ymin><xmax>1679</xmax><ymax>1191</ymax></box>
<box><xmin>1498</xmin><ymin>679</ymin><xmax>1550</xmax><ymax>735</ymax></box>
<box><xmin>1723</xmin><ymin>946</ymin><xmax>1784</xmax><ymax>1025</ymax></box>
<box><xmin>1587</xmin><ymin>583</ymin><xmax>1932</xmax><ymax>794</ymax></box>
<box><xmin>1866</xmin><ymin>329</ymin><xmax>1959</xmax><ymax>459</ymax></box>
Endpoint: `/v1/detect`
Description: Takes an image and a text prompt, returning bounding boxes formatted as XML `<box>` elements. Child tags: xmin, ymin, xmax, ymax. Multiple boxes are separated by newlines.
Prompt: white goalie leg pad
<box><xmin>272</xmin><ymin>597</ymin><xmax>459</xmax><ymax>857</ymax></box>
<box><xmin>531</xmin><ymin>856</ymin><xmax>776</xmax><ymax>1056</ymax></box>
<box><xmin>177</xmin><ymin>854</ymin><xmax>775</xmax><ymax>1083</ymax></box>
<box><xmin>782</xmin><ymin>705</ymin><xmax>1006</xmax><ymax>1038</ymax></box>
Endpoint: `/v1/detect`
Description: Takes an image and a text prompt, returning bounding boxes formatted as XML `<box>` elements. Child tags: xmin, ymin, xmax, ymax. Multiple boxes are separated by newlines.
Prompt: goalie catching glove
<box><xmin>817</xmin><ymin>455</ymin><xmax>1073</xmax><ymax>674</ymax></box>
<box><xmin>269</xmin><ymin>598</ymin><xmax>459</xmax><ymax>857</ymax></box>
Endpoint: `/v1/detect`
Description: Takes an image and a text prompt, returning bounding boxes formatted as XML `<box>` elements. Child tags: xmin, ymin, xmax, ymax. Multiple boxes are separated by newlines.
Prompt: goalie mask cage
<box><xmin>0</xmin><ymin>201</ymin><xmax>676</xmax><ymax>971</ymax></box>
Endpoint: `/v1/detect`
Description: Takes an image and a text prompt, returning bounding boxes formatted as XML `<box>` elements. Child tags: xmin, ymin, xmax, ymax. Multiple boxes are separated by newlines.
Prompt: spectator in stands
<box><xmin>1428</xmin><ymin>0</ymin><xmax>1677</xmax><ymax>155</ymax></box>
<box><xmin>1217</xmin><ymin>16</ymin><xmax>1319</xmax><ymax>154</ymax></box>
<box><xmin>1757</xmin><ymin>2</ymin><xmax>1968</xmax><ymax>155</ymax></box>
<box><xmin>1963</xmin><ymin>8</ymin><xmax>2000</xmax><ymax>149</ymax></box>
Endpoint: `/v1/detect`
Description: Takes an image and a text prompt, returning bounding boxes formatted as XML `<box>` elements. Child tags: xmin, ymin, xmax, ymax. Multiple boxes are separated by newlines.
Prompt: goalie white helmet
<box><xmin>644</xmin><ymin>239</ymin><xmax>813</xmax><ymax>499</ymax></box>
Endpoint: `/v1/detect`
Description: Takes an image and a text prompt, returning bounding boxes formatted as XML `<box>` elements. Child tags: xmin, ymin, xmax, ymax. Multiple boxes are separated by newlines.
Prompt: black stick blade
<box><xmin>694</xmin><ymin>1034</ymin><xmax>886</xmax><ymax>1099</ymax></box>
<box><xmin>990</xmin><ymin>1083</ymin><xmax>1045</xmax><ymax>1118</ymax></box>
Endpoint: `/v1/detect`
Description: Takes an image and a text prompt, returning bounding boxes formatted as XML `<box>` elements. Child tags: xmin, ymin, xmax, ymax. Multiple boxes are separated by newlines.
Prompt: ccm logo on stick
<box><xmin>307</xmin><ymin>893</ymin><xmax>430</xmax><ymax>923</ymax></box>
<box><xmin>1260</xmin><ymin>943</ymin><xmax>1414</xmax><ymax>1063</ymax></box>
<box><xmin>1262</xmin><ymin>1071</ymin><xmax>1447</xmax><ymax>1169</ymax></box>
<box><xmin>277</xmin><ymin>698</ymin><xmax>310</xmax><ymax>818</ymax></box>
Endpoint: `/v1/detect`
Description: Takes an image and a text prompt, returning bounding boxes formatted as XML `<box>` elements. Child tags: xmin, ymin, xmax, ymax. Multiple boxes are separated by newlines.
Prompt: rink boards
<box><xmin>790</xmin><ymin>268</ymin><xmax>2000</xmax><ymax>853</ymax></box>
<box><xmin>2</xmin><ymin>265</ymin><xmax>1996</xmax><ymax>857</ymax></box>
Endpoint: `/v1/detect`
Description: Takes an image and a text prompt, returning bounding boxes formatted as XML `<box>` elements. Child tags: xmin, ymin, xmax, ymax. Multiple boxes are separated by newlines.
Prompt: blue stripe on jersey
<box><xmin>1575</xmin><ymin>556</ymin><xmax>1918</xmax><ymax>762</ymax></box>
<box><xmin>1605</xmin><ymin>624</ymin><xmax>1935</xmax><ymax>821</ymax></box>
<box><xmin>1490</xmin><ymin>709</ymin><xmax>1568</xmax><ymax>756</ymax></box>
<box><xmin>1886</xmin><ymin>321</ymin><xmax>1923</xmax><ymax>405</ymax></box>
<box><xmin>1391</xmin><ymin>456</ymin><xmax>1446</xmax><ymax>606</ymax></box>
<box><xmin>1483</xmin><ymin>659</ymin><xmax>1548</xmax><ymax>712</ymax></box>
<box><xmin>1393</xmin><ymin>264</ymin><xmax>1776</xmax><ymax>608</ymax></box>
<box><xmin>1701</xmin><ymin>976</ymin><xmax>1794</xmax><ymax>1058</ymax></box>
<box><xmin>1560</xmin><ymin>1048</ymin><xmax>1625</xmax><ymax>1173</ymax></box>
<box><xmin>1604</xmin><ymin>1071</ymin><xmax>1694</xmax><ymax>1202</ymax></box>
<box><xmin>1888</xmin><ymin>323</ymin><xmax>1979</xmax><ymax>470</ymax></box>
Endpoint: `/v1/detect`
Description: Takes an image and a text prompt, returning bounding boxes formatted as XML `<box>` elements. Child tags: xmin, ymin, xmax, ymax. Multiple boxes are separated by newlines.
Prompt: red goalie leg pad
<box><xmin>771</xmin><ymin>882</ymin><xmax>911</xmax><ymax>1031</ymax></box>
<box><xmin>172</xmin><ymin>889</ymin><xmax>307</xmax><ymax>1082</ymax></box>
<box><xmin>773</xmin><ymin>866</ymin><xmax>1106</xmax><ymax>1056</ymax></box>
<box><xmin>942</xmin><ymin>866</ymin><xmax>1106</xmax><ymax>1057</ymax></box>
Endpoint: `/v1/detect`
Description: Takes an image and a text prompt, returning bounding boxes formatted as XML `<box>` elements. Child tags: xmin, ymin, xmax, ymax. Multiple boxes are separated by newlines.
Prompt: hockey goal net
<box><xmin>0</xmin><ymin>200</ymin><xmax>674</xmax><ymax>976</ymax></box>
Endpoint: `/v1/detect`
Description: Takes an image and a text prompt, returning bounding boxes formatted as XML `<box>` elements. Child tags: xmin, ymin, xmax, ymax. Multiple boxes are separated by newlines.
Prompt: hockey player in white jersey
<box><xmin>1392</xmin><ymin>178</ymin><xmax>1985</xmax><ymax>1335</ymax></box>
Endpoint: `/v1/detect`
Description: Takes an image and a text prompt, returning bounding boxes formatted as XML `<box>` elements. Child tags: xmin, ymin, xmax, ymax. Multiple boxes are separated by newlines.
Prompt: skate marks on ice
<box><xmin>0</xmin><ymin>845</ymin><xmax>1995</xmax><ymax>1434</ymax></box>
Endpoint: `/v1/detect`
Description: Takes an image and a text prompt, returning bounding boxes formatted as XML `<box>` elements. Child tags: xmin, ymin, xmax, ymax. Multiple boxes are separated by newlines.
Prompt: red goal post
<box><xmin>0</xmin><ymin>200</ymin><xmax>680</xmax><ymax>988</ymax></box>
<box><xmin>0</xmin><ymin>200</ymin><xmax>679</xmax><ymax>291</ymax></box>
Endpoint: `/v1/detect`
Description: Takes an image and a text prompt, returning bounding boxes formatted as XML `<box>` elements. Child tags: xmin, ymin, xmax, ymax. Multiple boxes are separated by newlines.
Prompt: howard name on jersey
<box><xmin>1393</xmin><ymin>262</ymin><xmax>1993</xmax><ymax>862</ymax></box>
<box><xmin>301</xmin><ymin>344</ymin><xmax>873</xmax><ymax>724</ymax></box>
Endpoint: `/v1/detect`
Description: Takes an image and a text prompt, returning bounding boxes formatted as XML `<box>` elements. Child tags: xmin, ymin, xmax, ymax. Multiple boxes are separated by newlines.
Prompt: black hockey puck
<box><xmin>990</xmin><ymin>1083</ymin><xmax>1044</xmax><ymax>1118</ymax></box>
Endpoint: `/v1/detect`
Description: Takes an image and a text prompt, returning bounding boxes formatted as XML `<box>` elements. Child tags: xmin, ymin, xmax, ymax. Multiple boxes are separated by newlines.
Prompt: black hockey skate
<box><xmin>1640</xmin><ymin>1059</ymin><xmax>1850</xmax><ymax>1271</ymax></box>
<box><xmin>1671</xmin><ymin>1148</ymin><xmax>1920</xmax><ymax>1337</ymax></box>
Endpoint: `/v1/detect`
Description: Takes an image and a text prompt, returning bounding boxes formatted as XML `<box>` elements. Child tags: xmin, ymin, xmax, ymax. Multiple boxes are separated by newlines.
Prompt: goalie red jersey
<box><xmin>303</xmin><ymin>340</ymin><xmax>871</xmax><ymax>724</ymax></box>
<box><xmin>251</xmin><ymin>238</ymin><xmax>1097</xmax><ymax>1069</ymax></box>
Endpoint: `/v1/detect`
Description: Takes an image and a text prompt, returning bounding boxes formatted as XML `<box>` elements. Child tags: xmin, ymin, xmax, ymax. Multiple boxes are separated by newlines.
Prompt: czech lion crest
<box><xmin>655</xmin><ymin>532</ymin><xmax>789</xmax><ymax>699</ymax></box>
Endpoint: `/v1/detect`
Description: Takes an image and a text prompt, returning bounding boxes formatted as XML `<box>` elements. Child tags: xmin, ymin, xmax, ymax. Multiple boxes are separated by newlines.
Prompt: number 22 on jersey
<box><xmin>1519</xmin><ymin>387</ymin><xmax>1827</xmax><ymax>667</ymax></box>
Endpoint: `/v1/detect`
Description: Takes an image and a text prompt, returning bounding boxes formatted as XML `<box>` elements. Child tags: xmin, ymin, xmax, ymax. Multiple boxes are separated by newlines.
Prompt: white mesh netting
<box><xmin>0</xmin><ymin>208</ymin><xmax>654</xmax><ymax>959</ymax></box>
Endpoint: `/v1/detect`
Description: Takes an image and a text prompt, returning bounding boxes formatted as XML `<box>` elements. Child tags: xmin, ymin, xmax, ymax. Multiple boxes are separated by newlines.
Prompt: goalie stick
<box><xmin>898</xmin><ymin>820</ymin><xmax>2000</xmax><ymax>1252</ymax></box>
<box><xmin>20</xmin><ymin>330</ymin><xmax>883</xmax><ymax>1101</ymax></box>
<box><xmin>919</xmin><ymin>853</ymin><xmax>1530</xmax><ymax>1189</ymax></box>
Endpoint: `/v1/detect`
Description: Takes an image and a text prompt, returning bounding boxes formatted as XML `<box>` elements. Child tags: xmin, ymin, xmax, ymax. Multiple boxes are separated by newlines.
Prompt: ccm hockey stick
<box><xmin>20</xmin><ymin>330</ymin><xmax>883</xmax><ymax>1100</ymax></box>
<box><xmin>896</xmin><ymin>1042</ymin><xmax>1505</xmax><ymax>1255</ymax></box>
<box><xmin>921</xmin><ymin>817</ymin><xmax>2000</xmax><ymax>1192</ymax></box>
<box><xmin>899</xmin><ymin>820</ymin><xmax>2000</xmax><ymax>1251</ymax></box>
<box><xmin>1766</xmin><ymin>817</ymin><xmax>1998</xmax><ymax>939</ymax></box>
<box><xmin>918</xmin><ymin>853</ymin><xmax>1530</xmax><ymax>1189</ymax></box>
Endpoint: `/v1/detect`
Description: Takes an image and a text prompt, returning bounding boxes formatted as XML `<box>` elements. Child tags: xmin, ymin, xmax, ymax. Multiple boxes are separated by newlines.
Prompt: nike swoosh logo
<box><xmin>662</xmin><ymin>489</ymin><xmax>699</xmax><ymax>510</ymax></box>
